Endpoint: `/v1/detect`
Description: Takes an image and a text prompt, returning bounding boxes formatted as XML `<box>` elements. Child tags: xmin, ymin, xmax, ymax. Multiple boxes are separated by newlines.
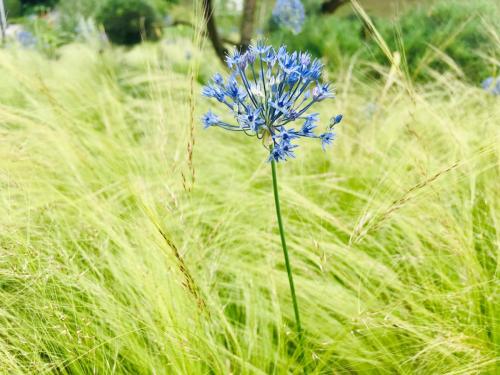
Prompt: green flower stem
<box><xmin>271</xmin><ymin>159</ymin><xmax>304</xmax><ymax>350</ymax></box>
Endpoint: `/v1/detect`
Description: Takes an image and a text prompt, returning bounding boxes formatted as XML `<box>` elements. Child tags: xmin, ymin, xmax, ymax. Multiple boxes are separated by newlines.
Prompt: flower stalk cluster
<box><xmin>202</xmin><ymin>41</ymin><xmax>342</xmax><ymax>162</ymax></box>
<box><xmin>272</xmin><ymin>0</ymin><xmax>305</xmax><ymax>35</ymax></box>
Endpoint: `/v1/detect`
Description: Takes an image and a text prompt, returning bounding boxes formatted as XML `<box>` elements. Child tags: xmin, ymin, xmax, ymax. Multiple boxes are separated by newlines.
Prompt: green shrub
<box><xmin>5</xmin><ymin>0</ymin><xmax>22</xmax><ymax>18</ymax></box>
<box><xmin>272</xmin><ymin>0</ymin><xmax>499</xmax><ymax>82</ymax></box>
<box><xmin>379</xmin><ymin>0</ymin><xmax>498</xmax><ymax>82</ymax></box>
<box><xmin>271</xmin><ymin>14</ymin><xmax>370</xmax><ymax>69</ymax></box>
<box><xmin>20</xmin><ymin>0</ymin><xmax>59</xmax><ymax>12</ymax></box>
<box><xmin>96</xmin><ymin>0</ymin><xmax>161</xmax><ymax>46</ymax></box>
<box><xmin>56</xmin><ymin>0</ymin><xmax>104</xmax><ymax>38</ymax></box>
<box><xmin>22</xmin><ymin>12</ymin><xmax>72</xmax><ymax>58</ymax></box>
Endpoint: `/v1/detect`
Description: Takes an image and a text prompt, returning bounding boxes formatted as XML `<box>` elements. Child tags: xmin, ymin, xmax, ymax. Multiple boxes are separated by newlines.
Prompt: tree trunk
<box><xmin>321</xmin><ymin>0</ymin><xmax>347</xmax><ymax>14</ymax></box>
<box><xmin>239</xmin><ymin>0</ymin><xmax>257</xmax><ymax>52</ymax></box>
<box><xmin>202</xmin><ymin>0</ymin><xmax>228</xmax><ymax>63</ymax></box>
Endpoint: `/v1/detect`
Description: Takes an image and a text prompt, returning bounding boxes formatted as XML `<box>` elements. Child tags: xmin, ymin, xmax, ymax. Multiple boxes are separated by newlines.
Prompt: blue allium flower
<box><xmin>202</xmin><ymin>111</ymin><xmax>220</xmax><ymax>129</ymax></box>
<box><xmin>17</xmin><ymin>30</ymin><xmax>37</xmax><ymax>48</ymax></box>
<box><xmin>164</xmin><ymin>14</ymin><xmax>174</xmax><ymax>27</ymax></box>
<box><xmin>272</xmin><ymin>0</ymin><xmax>305</xmax><ymax>35</ymax></box>
<box><xmin>201</xmin><ymin>42</ymin><xmax>343</xmax><ymax>162</ymax></box>
<box><xmin>482</xmin><ymin>77</ymin><xmax>500</xmax><ymax>96</ymax></box>
<box><xmin>320</xmin><ymin>132</ymin><xmax>335</xmax><ymax>150</ymax></box>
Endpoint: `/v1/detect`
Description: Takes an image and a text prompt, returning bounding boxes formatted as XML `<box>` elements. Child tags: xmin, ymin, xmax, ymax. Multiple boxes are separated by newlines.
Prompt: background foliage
<box><xmin>96</xmin><ymin>0</ymin><xmax>161</xmax><ymax>45</ymax></box>
<box><xmin>272</xmin><ymin>0</ymin><xmax>499</xmax><ymax>82</ymax></box>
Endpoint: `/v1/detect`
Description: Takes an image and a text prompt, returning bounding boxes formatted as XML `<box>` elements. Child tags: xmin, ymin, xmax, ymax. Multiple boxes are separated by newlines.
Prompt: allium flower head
<box><xmin>482</xmin><ymin>76</ymin><xmax>500</xmax><ymax>96</ymax></box>
<box><xmin>17</xmin><ymin>30</ymin><xmax>37</xmax><ymax>48</ymax></box>
<box><xmin>201</xmin><ymin>42</ymin><xmax>343</xmax><ymax>162</ymax></box>
<box><xmin>272</xmin><ymin>0</ymin><xmax>305</xmax><ymax>35</ymax></box>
